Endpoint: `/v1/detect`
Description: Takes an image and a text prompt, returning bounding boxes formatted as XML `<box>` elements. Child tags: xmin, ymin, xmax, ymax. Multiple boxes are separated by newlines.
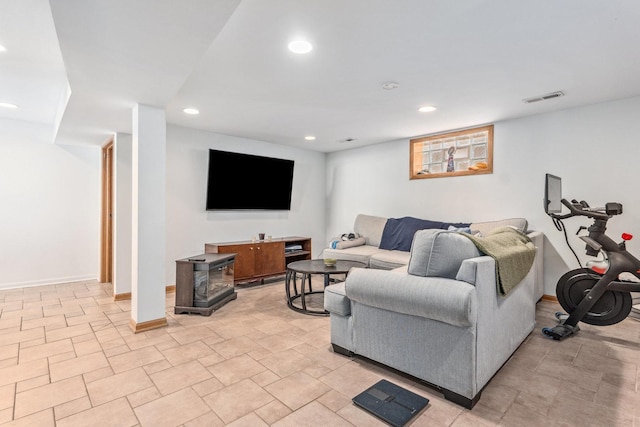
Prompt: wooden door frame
<box><xmin>100</xmin><ymin>139</ymin><xmax>114</xmax><ymax>283</ymax></box>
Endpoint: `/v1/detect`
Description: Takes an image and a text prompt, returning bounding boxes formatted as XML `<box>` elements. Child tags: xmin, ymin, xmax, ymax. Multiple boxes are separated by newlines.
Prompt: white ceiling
<box><xmin>2</xmin><ymin>0</ymin><xmax>640</xmax><ymax>152</ymax></box>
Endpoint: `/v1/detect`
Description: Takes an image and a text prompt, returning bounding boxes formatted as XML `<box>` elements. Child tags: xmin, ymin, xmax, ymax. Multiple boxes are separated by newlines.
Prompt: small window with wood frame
<box><xmin>410</xmin><ymin>124</ymin><xmax>493</xmax><ymax>179</ymax></box>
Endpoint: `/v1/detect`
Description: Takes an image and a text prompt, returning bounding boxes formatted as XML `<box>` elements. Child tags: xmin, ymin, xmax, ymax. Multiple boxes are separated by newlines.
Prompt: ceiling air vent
<box><xmin>523</xmin><ymin>91</ymin><xmax>564</xmax><ymax>104</ymax></box>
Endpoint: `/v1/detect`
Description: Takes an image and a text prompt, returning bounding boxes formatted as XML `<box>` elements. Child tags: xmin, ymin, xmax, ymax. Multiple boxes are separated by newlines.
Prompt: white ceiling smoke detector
<box><xmin>381</xmin><ymin>81</ymin><xmax>399</xmax><ymax>90</ymax></box>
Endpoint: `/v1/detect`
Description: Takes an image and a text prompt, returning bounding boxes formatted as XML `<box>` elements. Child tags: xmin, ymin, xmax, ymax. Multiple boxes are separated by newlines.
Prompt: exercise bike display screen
<box><xmin>544</xmin><ymin>173</ymin><xmax>562</xmax><ymax>214</ymax></box>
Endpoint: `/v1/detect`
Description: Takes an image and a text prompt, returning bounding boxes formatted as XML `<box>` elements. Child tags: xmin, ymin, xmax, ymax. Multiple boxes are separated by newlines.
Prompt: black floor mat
<box><xmin>352</xmin><ymin>379</ymin><xmax>429</xmax><ymax>427</ymax></box>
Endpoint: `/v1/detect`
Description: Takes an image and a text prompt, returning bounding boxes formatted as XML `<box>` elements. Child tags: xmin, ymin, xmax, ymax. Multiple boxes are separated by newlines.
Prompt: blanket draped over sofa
<box><xmin>460</xmin><ymin>226</ymin><xmax>536</xmax><ymax>296</ymax></box>
<box><xmin>379</xmin><ymin>216</ymin><xmax>471</xmax><ymax>251</ymax></box>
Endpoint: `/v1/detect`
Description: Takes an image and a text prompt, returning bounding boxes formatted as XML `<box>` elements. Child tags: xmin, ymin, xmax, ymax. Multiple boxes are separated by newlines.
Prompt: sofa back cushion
<box><xmin>408</xmin><ymin>229</ymin><xmax>481</xmax><ymax>279</ymax></box>
<box><xmin>470</xmin><ymin>218</ymin><xmax>528</xmax><ymax>236</ymax></box>
<box><xmin>354</xmin><ymin>214</ymin><xmax>388</xmax><ymax>247</ymax></box>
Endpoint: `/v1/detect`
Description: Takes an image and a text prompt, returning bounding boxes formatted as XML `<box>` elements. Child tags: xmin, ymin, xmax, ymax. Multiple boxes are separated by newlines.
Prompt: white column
<box><xmin>113</xmin><ymin>132</ymin><xmax>132</xmax><ymax>299</ymax></box>
<box><xmin>130</xmin><ymin>104</ymin><xmax>167</xmax><ymax>332</ymax></box>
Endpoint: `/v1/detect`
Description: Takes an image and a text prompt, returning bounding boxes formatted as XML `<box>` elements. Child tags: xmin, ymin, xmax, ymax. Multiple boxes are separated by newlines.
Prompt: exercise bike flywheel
<box><xmin>556</xmin><ymin>268</ymin><xmax>632</xmax><ymax>326</ymax></box>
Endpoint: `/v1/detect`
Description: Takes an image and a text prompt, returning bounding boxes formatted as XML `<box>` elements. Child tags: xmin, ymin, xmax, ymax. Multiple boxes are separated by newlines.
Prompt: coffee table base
<box><xmin>285</xmin><ymin>259</ymin><xmax>366</xmax><ymax>316</ymax></box>
<box><xmin>285</xmin><ymin>271</ymin><xmax>335</xmax><ymax>315</ymax></box>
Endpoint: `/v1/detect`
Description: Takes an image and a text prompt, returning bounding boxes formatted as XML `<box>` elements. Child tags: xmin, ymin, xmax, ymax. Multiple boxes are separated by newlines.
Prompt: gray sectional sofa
<box><xmin>321</xmin><ymin>213</ymin><xmax>543</xmax><ymax>300</ymax></box>
<box><xmin>322</xmin><ymin>215</ymin><xmax>544</xmax><ymax>408</ymax></box>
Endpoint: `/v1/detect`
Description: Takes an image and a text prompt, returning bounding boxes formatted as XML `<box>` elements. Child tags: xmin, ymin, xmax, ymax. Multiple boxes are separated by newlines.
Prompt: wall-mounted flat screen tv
<box><xmin>206</xmin><ymin>149</ymin><xmax>294</xmax><ymax>210</ymax></box>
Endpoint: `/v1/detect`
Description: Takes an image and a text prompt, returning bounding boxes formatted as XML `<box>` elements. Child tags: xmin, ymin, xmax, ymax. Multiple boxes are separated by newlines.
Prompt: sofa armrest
<box><xmin>527</xmin><ymin>230</ymin><xmax>542</xmax><ymax>252</ymax></box>
<box><xmin>456</xmin><ymin>231</ymin><xmax>543</xmax><ymax>299</ymax></box>
<box><xmin>471</xmin><ymin>255</ymin><xmax>536</xmax><ymax>389</ymax></box>
<box><xmin>525</xmin><ymin>230</ymin><xmax>544</xmax><ymax>301</ymax></box>
<box><xmin>344</xmin><ymin>268</ymin><xmax>477</xmax><ymax>327</ymax></box>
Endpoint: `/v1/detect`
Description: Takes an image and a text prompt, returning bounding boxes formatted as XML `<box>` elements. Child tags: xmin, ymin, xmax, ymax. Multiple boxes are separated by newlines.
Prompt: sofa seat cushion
<box><xmin>322</xmin><ymin>245</ymin><xmax>383</xmax><ymax>267</ymax></box>
<box><xmin>345</xmin><ymin>268</ymin><xmax>477</xmax><ymax>327</ymax></box>
<box><xmin>324</xmin><ymin>282</ymin><xmax>350</xmax><ymax>316</ymax></box>
<box><xmin>369</xmin><ymin>250</ymin><xmax>411</xmax><ymax>270</ymax></box>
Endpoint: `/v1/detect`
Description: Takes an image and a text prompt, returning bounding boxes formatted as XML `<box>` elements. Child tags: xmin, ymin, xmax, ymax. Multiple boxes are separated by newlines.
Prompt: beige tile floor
<box><xmin>1</xmin><ymin>279</ymin><xmax>640</xmax><ymax>426</ymax></box>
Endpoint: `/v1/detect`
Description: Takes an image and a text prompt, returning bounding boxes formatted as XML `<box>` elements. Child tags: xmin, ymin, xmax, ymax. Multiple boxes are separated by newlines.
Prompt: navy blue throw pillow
<box><xmin>379</xmin><ymin>217</ymin><xmax>471</xmax><ymax>252</ymax></box>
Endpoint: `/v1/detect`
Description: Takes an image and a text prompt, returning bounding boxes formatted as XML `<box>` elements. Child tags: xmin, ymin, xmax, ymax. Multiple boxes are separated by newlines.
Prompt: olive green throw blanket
<box><xmin>461</xmin><ymin>226</ymin><xmax>536</xmax><ymax>296</ymax></box>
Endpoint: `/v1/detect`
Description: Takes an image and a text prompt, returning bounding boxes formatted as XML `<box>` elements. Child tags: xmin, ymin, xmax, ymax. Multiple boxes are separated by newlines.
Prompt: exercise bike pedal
<box><xmin>541</xmin><ymin>323</ymin><xmax>580</xmax><ymax>341</ymax></box>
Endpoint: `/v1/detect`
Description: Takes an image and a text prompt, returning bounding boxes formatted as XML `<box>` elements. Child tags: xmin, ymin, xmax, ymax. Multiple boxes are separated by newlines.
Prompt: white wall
<box><xmin>4</xmin><ymin>96</ymin><xmax>637</xmax><ymax>295</ymax></box>
<box><xmin>113</xmin><ymin>133</ymin><xmax>132</xmax><ymax>296</ymax></box>
<box><xmin>0</xmin><ymin>124</ymin><xmax>325</xmax><ymax>291</ymax></box>
<box><xmin>0</xmin><ymin>138</ymin><xmax>100</xmax><ymax>289</ymax></box>
<box><xmin>165</xmin><ymin>125</ymin><xmax>327</xmax><ymax>285</ymax></box>
<box><xmin>326</xmin><ymin>96</ymin><xmax>640</xmax><ymax>295</ymax></box>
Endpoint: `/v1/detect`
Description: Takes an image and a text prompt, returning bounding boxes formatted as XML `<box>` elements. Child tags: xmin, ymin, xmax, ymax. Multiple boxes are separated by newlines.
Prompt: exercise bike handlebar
<box><xmin>550</xmin><ymin>198</ymin><xmax>612</xmax><ymax>221</ymax></box>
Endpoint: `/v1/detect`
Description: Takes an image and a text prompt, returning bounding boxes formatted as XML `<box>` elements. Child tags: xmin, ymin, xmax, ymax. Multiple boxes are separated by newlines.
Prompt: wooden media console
<box><xmin>204</xmin><ymin>236</ymin><xmax>311</xmax><ymax>284</ymax></box>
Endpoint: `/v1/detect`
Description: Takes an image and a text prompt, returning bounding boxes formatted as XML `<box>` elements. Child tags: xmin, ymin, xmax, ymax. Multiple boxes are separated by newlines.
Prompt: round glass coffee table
<box><xmin>285</xmin><ymin>259</ymin><xmax>366</xmax><ymax>315</ymax></box>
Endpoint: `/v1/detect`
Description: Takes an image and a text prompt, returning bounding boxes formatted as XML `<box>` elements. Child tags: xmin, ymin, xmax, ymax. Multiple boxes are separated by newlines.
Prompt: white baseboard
<box><xmin>0</xmin><ymin>275</ymin><xmax>98</xmax><ymax>291</ymax></box>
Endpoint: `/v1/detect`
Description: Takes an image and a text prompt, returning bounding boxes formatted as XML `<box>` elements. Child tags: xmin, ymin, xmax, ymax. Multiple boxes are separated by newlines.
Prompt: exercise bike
<box><xmin>542</xmin><ymin>174</ymin><xmax>640</xmax><ymax>341</ymax></box>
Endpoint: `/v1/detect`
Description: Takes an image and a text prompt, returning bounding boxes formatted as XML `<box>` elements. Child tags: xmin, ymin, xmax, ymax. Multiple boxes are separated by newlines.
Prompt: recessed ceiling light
<box><xmin>0</xmin><ymin>102</ymin><xmax>18</xmax><ymax>109</ymax></box>
<box><xmin>0</xmin><ymin>45</ymin><xmax>6</xmax><ymax>52</ymax></box>
<box><xmin>183</xmin><ymin>108</ymin><xmax>199</xmax><ymax>115</ymax></box>
<box><xmin>304</xmin><ymin>136</ymin><xmax>316</xmax><ymax>141</ymax></box>
<box><xmin>418</xmin><ymin>105</ymin><xmax>437</xmax><ymax>113</ymax></box>
<box><xmin>288</xmin><ymin>40</ymin><xmax>313</xmax><ymax>54</ymax></box>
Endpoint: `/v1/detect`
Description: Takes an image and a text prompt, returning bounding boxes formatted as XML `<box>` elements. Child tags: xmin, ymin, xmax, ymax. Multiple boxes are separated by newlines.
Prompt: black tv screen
<box><xmin>206</xmin><ymin>149</ymin><xmax>294</xmax><ymax>210</ymax></box>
